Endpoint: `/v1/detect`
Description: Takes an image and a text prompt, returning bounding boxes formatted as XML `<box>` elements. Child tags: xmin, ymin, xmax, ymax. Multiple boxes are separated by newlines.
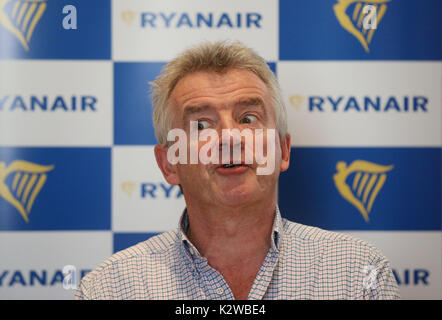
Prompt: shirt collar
<box><xmin>178</xmin><ymin>205</ymin><xmax>284</xmax><ymax>260</ymax></box>
<box><xmin>179</xmin><ymin>209</ymin><xmax>203</xmax><ymax>260</ymax></box>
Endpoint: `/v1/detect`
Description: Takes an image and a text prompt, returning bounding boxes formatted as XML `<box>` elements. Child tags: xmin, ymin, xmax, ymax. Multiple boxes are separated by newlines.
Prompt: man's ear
<box><xmin>280</xmin><ymin>134</ymin><xmax>291</xmax><ymax>173</ymax></box>
<box><xmin>154</xmin><ymin>144</ymin><xmax>181</xmax><ymax>185</ymax></box>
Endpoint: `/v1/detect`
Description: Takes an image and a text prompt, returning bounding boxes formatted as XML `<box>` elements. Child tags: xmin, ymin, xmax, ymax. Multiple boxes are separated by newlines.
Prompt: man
<box><xmin>75</xmin><ymin>41</ymin><xmax>400</xmax><ymax>300</ymax></box>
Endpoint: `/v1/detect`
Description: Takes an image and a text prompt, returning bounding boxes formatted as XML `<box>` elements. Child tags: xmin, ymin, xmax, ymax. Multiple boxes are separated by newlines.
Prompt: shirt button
<box><xmin>216</xmin><ymin>288</ymin><xmax>224</xmax><ymax>295</ymax></box>
<box><xmin>189</xmin><ymin>247</ymin><xmax>194</xmax><ymax>255</ymax></box>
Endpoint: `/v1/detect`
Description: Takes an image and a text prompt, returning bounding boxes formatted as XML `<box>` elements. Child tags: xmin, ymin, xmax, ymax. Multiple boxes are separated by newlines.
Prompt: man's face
<box><xmin>155</xmin><ymin>68</ymin><xmax>290</xmax><ymax>209</ymax></box>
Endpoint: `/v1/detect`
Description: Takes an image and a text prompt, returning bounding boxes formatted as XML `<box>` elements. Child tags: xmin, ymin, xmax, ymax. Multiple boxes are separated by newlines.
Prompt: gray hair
<box><xmin>150</xmin><ymin>40</ymin><xmax>287</xmax><ymax>145</ymax></box>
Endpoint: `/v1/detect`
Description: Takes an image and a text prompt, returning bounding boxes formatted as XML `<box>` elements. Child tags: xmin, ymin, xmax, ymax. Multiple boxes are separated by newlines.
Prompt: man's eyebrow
<box><xmin>182</xmin><ymin>104</ymin><xmax>214</xmax><ymax>121</ymax></box>
<box><xmin>234</xmin><ymin>97</ymin><xmax>267</xmax><ymax>116</ymax></box>
<box><xmin>234</xmin><ymin>97</ymin><xmax>265</xmax><ymax>108</ymax></box>
<box><xmin>182</xmin><ymin>98</ymin><xmax>266</xmax><ymax>121</ymax></box>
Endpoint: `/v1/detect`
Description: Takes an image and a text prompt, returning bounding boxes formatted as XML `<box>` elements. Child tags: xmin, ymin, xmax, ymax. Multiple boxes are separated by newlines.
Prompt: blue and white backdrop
<box><xmin>0</xmin><ymin>0</ymin><xmax>440</xmax><ymax>299</ymax></box>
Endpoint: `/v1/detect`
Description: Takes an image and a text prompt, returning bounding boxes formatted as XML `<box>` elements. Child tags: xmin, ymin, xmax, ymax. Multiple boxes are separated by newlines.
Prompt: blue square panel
<box><xmin>114</xmin><ymin>62</ymin><xmax>166</xmax><ymax>145</ymax></box>
<box><xmin>278</xmin><ymin>147</ymin><xmax>441</xmax><ymax>230</ymax></box>
<box><xmin>0</xmin><ymin>0</ymin><xmax>111</xmax><ymax>59</ymax></box>
<box><xmin>279</xmin><ymin>0</ymin><xmax>441</xmax><ymax>60</ymax></box>
<box><xmin>0</xmin><ymin>147</ymin><xmax>111</xmax><ymax>230</ymax></box>
<box><xmin>113</xmin><ymin>232</ymin><xmax>160</xmax><ymax>253</ymax></box>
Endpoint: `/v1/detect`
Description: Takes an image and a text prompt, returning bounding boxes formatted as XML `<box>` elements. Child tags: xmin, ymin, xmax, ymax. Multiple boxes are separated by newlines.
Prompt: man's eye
<box><xmin>240</xmin><ymin>115</ymin><xmax>257</xmax><ymax>124</ymax></box>
<box><xmin>197</xmin><ymin>120</ymin><xmax>210</xmax><ymax>130</ymax></box>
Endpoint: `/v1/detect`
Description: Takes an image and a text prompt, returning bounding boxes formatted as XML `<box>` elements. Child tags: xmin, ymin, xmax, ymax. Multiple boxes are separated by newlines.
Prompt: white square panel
<box><xmin>278</xmin><ymin>61</ymin><xmax>441</xmax><ymax>147</ymax></box>
<box><xmin>112</xmin><ymin>146</ymin><xmax>185</xmax><ymax>232</ymax></box>
<box><xmin>112</xmin><ymin>0</ymin><xmax>278</xmax><ymax>61</ymax></box>
<box><xmin>0</xmin><ymin>60</ymin><xmax>113</xmax><ymax>146</ymax></box>
<box><xmin>0</xmin><ymin>231</ymin><xmax>112</xmax><ymax>299</ymax></box>
<box><xmin>343</xmin><ymin>231</ymin><xmax>442</xmax><ymax>300</ymax></box>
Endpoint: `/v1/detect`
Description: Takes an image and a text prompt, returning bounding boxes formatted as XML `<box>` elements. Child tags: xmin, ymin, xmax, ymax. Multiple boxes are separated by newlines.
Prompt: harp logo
<box><xmin>289</xmin><ymin>95</ymin><xmax>305</xmax><ymax>110</ymax></box>
<box><xmin>333</xmin><ymin>160</ymin><xmax>393</xmax><ymax>222</ymax></box>
<box><xmin>0</xmin><ymin>160</ymin><xmax>54</xmax><ymax>222</ymax></box>
<box><xmin>0</xmin><ymin>0</ymin><xmax>47</xmax><ymax>51</ymax></box>
<box><xmin>121</xmin><ymin>181</ymin><xmax>136</xmax><ymax>197</ymax></box>
<box><xmin>121</xmin><ymin>10</ymin><xmax>136</xmax><ymax>26</ymax></box>
<box><xmin>333</xmin><ymin>0</ymin><xmax>389</xmax><ymax>53</ymax></box>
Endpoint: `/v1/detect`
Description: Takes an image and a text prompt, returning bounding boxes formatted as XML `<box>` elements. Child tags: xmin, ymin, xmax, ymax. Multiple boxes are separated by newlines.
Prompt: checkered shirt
<box><xmin>75</xmin><ymin>207</ymin><xmax>400</xmax><ymax>300</ymax></box>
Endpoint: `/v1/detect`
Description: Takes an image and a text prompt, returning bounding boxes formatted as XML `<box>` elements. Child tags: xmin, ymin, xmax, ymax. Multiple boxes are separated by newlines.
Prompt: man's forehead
<box><xmin>169</xmin><ymin>69</ymin><xmax>270</xmax><ymax>105</ymax></box>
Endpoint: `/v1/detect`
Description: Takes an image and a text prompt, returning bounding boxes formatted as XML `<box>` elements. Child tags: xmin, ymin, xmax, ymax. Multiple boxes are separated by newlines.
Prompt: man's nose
<box><xmin>217</xmin><ymin>114</ymin><xmax>244</xmax><ymax>153</ymax></box>
<box><xmin>217</xmin><ymin>113</ymin><xmax>238</xmax><ymax>132</ymax></box>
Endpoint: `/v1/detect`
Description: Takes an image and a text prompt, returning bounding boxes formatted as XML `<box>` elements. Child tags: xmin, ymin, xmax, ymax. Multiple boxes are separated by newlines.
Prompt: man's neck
<box><xmin>184</xmin><ymin>199</ymin><xmax>277</xmax><ymax>299</ymax></box>
<box><xmin>185</xmin><ymin>198</ymin><xmax>276</xmax><ymax>263</ymax></box>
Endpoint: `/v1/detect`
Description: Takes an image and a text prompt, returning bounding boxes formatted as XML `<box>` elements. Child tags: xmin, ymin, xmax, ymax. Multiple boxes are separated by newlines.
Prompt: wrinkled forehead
<box><xmin>169</xmin><ymin>69</ymin><xmax>272</xmax><ymax>113</ymax></box>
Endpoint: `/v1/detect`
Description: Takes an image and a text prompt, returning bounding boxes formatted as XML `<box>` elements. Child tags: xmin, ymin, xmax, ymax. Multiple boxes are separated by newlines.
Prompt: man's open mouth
<box><xmin>221</xmin><ymin>163</ymin><xmax>243</xmax><ymax>168</ymax></box>
<box><xmin>216</xmin><ymin>163</ymin><xmax>251</xmax><ymax>171</ymax></box>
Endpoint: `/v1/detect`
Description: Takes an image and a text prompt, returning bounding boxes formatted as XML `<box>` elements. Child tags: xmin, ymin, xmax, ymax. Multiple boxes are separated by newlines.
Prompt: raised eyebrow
<box><xmin>234</xmin><ymin>97</ymin><xmax>265</xmax><ymax>107</ymax></box>
<box><xmin>234</xmin><ymin>97</ymin><xmax>267</xmax><ymax>116</ymax></box>
<box><xmin>182</xmin><ymin>98</ymin><xmax>266</xmax><ymax>122</ymax></box>
<box><xmin>183</xmin><ymin>105</ymin><xmax>214</xmax><ymax>118</ymax></box>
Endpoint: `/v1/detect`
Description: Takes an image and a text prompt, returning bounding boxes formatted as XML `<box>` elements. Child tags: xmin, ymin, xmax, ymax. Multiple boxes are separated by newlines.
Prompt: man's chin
<box><xmin>214</xmin><ymin>185</ymin><xmax>259</xmax><ymax>207</ymax></box>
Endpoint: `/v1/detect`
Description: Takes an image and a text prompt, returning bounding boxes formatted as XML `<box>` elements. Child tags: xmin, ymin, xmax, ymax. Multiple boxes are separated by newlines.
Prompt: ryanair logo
<box><xmin>288</xmin><ymin>94</ymin><xmax>428</xmax><ymax>112</ymax></box>
<box><xmin>121</xmin><ymin>181</ymin><xmax>182</xmax><ymax>199</ymax></box>
<box><xmin>333</xmin><ymin>0</ymin><xmax>389</xmax><ymax>53</ymax></box>
<box><xmin>0</xmin><ymin>160</ymin><xmax>54</xmax><ymax>222</ymax></box>
<box><xmin>333</xmin><ymin>160</ymin><xmax>393</xmax><ymax>222</ymax></box>
<box><xmin>121</xmin><ymin>11</ymin><xmax>262</xmax><ymax>29</ymax></box>
<box><xmin>0</xmin><ymin>0</ymin><xmax>47</xmax><ymax>51</ymax></box>
<box><xmin>0</xmin><ymin>95</ymin><xmax>98</xmax><ymax>112</ymax></box>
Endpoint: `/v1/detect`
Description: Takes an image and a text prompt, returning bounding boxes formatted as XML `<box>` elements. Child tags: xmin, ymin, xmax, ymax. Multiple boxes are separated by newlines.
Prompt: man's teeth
<box><xmin>222</xmin><ymin>164</ymin><xmax>241</xmax><ymax>168</ymax></box>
